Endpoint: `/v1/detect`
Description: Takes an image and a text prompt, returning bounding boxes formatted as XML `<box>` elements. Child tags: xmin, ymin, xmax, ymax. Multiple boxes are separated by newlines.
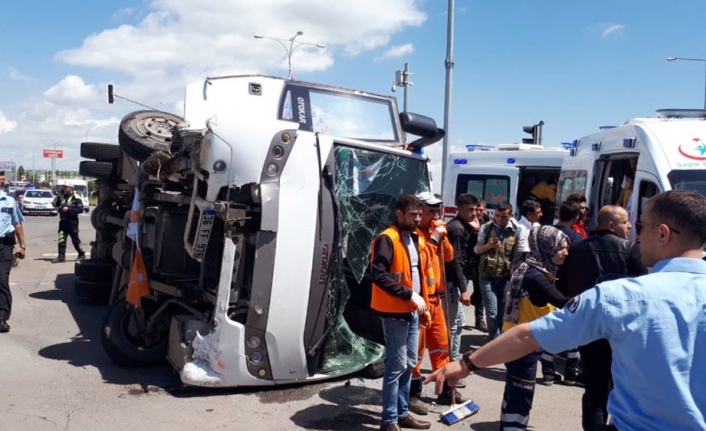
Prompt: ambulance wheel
<box><xmin>101</xmin><ymin>300</ymin><xmax>168</xmax><ymax>367</ymax></box>
<box><xmin>118</xmin><ymin>110</ymin><xmax>183</xmax><ymax>162</ymax></box>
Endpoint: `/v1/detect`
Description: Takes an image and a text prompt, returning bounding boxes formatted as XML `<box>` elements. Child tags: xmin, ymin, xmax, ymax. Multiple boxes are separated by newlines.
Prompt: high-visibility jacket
<box><xmin>371</xmin><ymin>226</ymin><xmax>435</xmax><ymax>314</ymax></box>
<box><xmin>416</xmin><ymin>227</ymin><xmax>453</xmax><ymax>296</ymax></box>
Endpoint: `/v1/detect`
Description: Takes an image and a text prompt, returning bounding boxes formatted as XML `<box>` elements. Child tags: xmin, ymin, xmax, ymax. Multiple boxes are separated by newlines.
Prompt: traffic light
<box><xmin>522</xmin><ymin>121</ymin><xmax>544</xmax><ymax>145</ymax></box>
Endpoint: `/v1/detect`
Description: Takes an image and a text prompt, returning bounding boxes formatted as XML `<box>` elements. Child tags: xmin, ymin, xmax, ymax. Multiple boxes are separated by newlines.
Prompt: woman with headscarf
<box><xmin>499</xmin><ymin>225</ymin><xmax>571</xmax><ymax>430</ymax></box>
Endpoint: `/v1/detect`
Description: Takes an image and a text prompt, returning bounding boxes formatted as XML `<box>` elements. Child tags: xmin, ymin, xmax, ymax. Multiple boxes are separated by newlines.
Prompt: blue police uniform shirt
<box><xmin>530</xmin><ymin>257</ymin><xmax>706</xmax><ymax>431</ymax></box>
<box><xmin>0</xmin><ymin>191</ymin><xmax>25</xmax><ymax>237</ymax></box>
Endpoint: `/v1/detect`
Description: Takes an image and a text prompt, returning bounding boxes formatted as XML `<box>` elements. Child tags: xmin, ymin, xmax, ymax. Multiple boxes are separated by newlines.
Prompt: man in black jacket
<box><xmin>564</xmin><ymin>205</ymin><xmax>648</xmax><ymax>431</ymax></box>
<box><xmin>52</xmin><ymin>186</ymin><xmax>86</xmax><ymax>263</ymax></box>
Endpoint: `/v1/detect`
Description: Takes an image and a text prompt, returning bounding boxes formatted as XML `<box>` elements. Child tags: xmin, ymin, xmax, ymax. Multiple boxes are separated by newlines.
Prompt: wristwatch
<box><xmin>462</xmin><ymin>351</ymin><xmax>481</xmax><ymax>373</ymax></box>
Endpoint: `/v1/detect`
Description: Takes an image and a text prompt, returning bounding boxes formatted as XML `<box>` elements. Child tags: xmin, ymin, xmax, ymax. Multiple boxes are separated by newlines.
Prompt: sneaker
<box><xmin>51</xmin><ymin>255</ymin><xmax>66</xmax><ymax>263</ymax></box>
<box><xmin>0</xmin><ymin>319</ymin><xmax>9</xmax><ymax>333</ymax></box>
<box><xmin>475</xmin><ymin>320</ymin><xmax>488</xmax><ymax>333</ymax></box>
<box><xmin>437</xmin><ymin>389</ymin><xmax>467</xmax><ymax>405</ymax></box>
<box><xmin>76</xmin><ymin>253</ymin><xmax>86</xmax><ymax>261</ymax></box>
<box><xmin>540</xmin><ymin>374</ymin><xmax>554</xmax><ymax>386</ymax></box>
<box><xmin>408</xmin><ymin>396</ymin><xmax>429</xmax><ymax>415</ymax></box>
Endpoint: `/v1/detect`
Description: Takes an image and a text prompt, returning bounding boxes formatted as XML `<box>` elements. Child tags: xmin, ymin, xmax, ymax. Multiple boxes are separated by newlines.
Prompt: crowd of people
<box><xmin>371</xmin><ymin>189</ymin><xmax>706</xmax><ymax>431</ymax></box>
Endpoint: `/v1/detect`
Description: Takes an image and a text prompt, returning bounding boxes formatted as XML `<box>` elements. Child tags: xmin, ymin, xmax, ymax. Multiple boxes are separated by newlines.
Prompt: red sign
<box><xmin>43</xmin><ymin>149</ymin><xmax>63</xmax><ymax>158</ymax></box>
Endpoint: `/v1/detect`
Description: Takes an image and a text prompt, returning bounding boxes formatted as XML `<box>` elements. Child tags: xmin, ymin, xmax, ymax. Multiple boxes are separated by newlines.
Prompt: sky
<box><xmin>1</xmin><ymin>0</ymin><xmax>706</xmax><ymax>192</ymax></box>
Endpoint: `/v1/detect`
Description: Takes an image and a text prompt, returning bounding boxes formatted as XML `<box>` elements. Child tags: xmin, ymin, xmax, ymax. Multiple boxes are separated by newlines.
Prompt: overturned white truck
<box><xmin>81</xmin><ymin>75</ymin><xmax>443</xmax><ymax>387</ymax></box>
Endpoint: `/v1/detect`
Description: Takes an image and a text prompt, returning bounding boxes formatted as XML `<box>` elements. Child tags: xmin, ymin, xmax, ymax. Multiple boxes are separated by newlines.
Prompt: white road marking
<box><xmin>41</xmin><ymin>252</ymin><xmax>92</xmax><ymax>257</ymax></box>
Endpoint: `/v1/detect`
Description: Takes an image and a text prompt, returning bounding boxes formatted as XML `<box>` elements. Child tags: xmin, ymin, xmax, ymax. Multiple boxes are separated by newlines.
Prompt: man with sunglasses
<box><xmin>426</xmin><ymin>190</ymin><xmax>706</xmax><ymax>431</ymax></box>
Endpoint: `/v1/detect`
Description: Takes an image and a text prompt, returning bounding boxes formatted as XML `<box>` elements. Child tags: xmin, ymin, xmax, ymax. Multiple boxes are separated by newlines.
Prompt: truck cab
<box><xmin>442</xmin><ymin>143</ymin><xmax>569</xmax><ymax>223</ymax></box>
<box><xmin>86</xmin><ymin>75</ymin><xmax>443</xmax><ymax>388</ymax></box>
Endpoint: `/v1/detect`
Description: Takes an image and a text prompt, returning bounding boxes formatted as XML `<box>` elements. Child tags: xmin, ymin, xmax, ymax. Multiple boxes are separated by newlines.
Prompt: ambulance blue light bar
<box><xmin>507</xmin><ymin>158</ymin><xmax>516</xmax><ymax>164</ymax></box>
<box><xmin>454</xmin><ymin>158</ymin><xmax>468</xmax><ymax>164</ymax></box>
<box><xmin>561</xmin><ymin>142</ymin><xmax>576</xmax><ymax>150</ymax></box>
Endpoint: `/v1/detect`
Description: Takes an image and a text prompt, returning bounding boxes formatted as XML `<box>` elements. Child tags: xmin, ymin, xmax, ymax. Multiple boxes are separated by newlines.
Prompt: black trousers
<box><xmin>579</xmin><ymin>339</ymin><xmax>613</xmax><ymax>431</ymax></box>
<box><xmin>501</xmin><ymin>350</ymin><xmax>541</xmax><ymax>430</ymax></box>
<box><xmin>0</xmin><ymin>242</ymin><xmax>13</xmax><ymax>320</ymax></box>
<box><xmin>58</xmin><ymin>220</ymin><xmax>84</xmax><ymax>256</ymax></box>
<box><xmin>469</xmin><ymin>266</ymin><xmax>484</xmax><ymax>321</ymax></box>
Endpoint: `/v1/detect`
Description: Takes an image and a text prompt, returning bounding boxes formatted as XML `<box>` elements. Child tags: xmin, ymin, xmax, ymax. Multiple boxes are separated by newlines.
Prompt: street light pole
<box><xmin>667</xmin><ymin>56</ymin><xmax>706</xmax><ymax>109</ymax></box>
<box><xmin>253</xmin><ymin>31</ymin><xmax>326</xmax><ymax>79</ymax></box>
<box><xmin>440</xmin><ymin>0</ymin><xmax>455</xmax><ymax>198</ymax></box>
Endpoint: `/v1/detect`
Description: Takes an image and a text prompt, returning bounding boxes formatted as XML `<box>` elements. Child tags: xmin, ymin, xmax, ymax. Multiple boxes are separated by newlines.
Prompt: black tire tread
<box><xmin>81</xmin><ymin>142</ymin><xmax>122</xmax><ymax>162</ymax></box>
<box><xmin>74</xmin><ymin>277</ymin><xmax>112</xmax><ymax>305</ymax></box>
<box><xmin>75</xmin><ymin>260</ymin><xmax>116</xmax><ymax>281</ymax></box>
<box><xmin>101</xmin><ymin>300</ymin><xmax>168</xmax><ymax>367</ymax></box>
<box><xmin>79</xmin><ymin>161</ymin><xmax>116</xmax><ymax>178</ymax></box>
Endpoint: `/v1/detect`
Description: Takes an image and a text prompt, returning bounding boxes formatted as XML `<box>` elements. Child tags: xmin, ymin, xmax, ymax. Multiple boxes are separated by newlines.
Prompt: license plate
<box><xmin>193</xmin><ymin>209</ymin><xmax>216</xmax><ymax>260</ymax></box>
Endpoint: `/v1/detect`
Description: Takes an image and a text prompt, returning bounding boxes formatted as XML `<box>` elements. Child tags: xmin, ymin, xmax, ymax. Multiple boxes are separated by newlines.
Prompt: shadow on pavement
<box><xmin>290</xmin><ymin>383</ymin><xmax>382</xmax><ymax>430</ymax></box>
<box><xmin>34</xmin><ymin>273</ymin><xmax>178</xmax><ymax>392</ymax></box>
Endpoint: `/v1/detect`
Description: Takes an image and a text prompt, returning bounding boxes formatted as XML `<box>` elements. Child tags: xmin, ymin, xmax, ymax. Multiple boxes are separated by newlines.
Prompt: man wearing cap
<box><xmin>408</xmin><ymin>191</ymin><xmax>465</xmax><ymax>415</ymax></box>
<box><xmin>0</xmin><ymin>188</ymin><xmax>26</xmax><ymax>333</ymax></box>
<box><xmin>52</xmin><ymin>185</ymin><xmax>86</xmax><ymax>263</ymax></box>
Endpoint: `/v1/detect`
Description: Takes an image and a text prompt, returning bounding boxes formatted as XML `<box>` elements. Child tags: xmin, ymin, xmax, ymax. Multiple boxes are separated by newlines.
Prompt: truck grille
<box><xmin>159</xmin><ymin>212</ymin><xmax>201</xmax><ymax>277</ymax></box>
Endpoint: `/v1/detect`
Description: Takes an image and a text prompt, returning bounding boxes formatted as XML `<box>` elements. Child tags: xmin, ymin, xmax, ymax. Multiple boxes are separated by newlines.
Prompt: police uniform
<box><xmin>0</xmin><ymin>190</ymin><xmax>25</xmax><ymax>328</ymax></box>
<box><xmin>53</xmin><ymin>190</ymin><xmax>85</xmax><ymax>261</ymax></box>
<box><xmin>530</xmin><ymin>257</ymin><xmax>706</xmax><ymax>431</ymax></box>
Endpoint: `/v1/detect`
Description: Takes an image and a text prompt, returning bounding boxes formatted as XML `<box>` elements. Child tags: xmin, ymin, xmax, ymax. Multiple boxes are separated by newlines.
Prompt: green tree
<box><xmin>17</xmin><ymin>165</ymin><xmax>25</xmax><ymax>181</ymax></box>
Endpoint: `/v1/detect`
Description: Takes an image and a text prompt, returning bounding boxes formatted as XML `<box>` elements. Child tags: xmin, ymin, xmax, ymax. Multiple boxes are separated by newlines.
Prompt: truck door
<box><xmin>445</xmin><ymin>166</ymin><xmax>516</xmax><ymax>219</ymax></box>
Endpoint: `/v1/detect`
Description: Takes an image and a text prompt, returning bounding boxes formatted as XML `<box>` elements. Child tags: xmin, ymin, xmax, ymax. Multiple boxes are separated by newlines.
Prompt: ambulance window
<box><xmin>637</xmin><ymin>181</ymin><xmax>659</xmax><ymax>216</ymax></box>
<box><xmin>456</xmin><ymin>175</ymin><xmax>509</xmax><ymax>209</ymax></box>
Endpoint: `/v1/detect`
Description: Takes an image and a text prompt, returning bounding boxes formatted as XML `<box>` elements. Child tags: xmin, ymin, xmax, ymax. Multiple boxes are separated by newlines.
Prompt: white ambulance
<box><xmin>442</xmin><ymin>144</ymin><xmax>570</xmax><ymax>223</ymax></box>
<box><xmin>556</xmin><ymin>109</ymin><xmax>706</xmax><ymax>241</ymax></box>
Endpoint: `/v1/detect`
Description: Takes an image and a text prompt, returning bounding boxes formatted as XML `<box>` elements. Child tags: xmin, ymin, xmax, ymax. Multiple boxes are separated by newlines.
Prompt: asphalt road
<box><xmin>1</xmin><ymin>213</ymin><xmax>584</xmax><ymax>430</ymax></box>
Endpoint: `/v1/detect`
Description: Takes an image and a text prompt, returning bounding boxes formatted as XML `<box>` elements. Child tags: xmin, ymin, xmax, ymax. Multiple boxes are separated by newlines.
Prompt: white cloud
<box><xmin>44</xmin><ymin>75</ymin><xmax>101</xmax><ymax>106</ymax></box>
<box><xmin>381</xmin><ymin>43</ymin><xmax>414</xmax><ymax>59</ymax></box>
<box><xmin>0</xmin><ymin>111</ymin><xmax>18</xmax><ymax>134</ymax></box>
<box><xmin>8</xmin><ymin>67</ymin><xmax>32</xmax><ymax>81</ymax></box>
<box><xmin>586</xmin><ymin>22</ymin><xmax>626</xmax><ymax>38</ymax></box>
<box><xmin>113</xmin><ymin>7</ymin><xmax>134</xmax><ymax>20</ymax></box>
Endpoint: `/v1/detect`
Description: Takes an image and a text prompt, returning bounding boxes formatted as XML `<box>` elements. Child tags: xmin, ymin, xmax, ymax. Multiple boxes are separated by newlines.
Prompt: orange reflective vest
<box><xmin>416</xmin><ymin>227</ymin><xmax>454</xmax><ymax>296</ymax></box>
<box><xmin>371</xmin><ymin>226</ymin><xmax>435</xmax><ymax>314</ymax></box>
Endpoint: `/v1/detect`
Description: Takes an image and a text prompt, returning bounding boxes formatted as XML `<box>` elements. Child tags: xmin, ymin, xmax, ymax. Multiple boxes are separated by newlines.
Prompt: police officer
<box><xmin>0</xmin><ymin>188</ymin><xmax>26</xmax><ymax>333</ymax></box>
<box><xmin>52</xmin><ymin>186</ymin><xmax>85</xmax><ymax>263</ymax></box>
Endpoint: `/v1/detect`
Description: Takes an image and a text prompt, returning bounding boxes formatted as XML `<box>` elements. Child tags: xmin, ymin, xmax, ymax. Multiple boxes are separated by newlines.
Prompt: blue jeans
<box><xmin>479</xmin><ymin>276</ymin><xmax>508</xmax><ymax>340</ymax></box>
<box><xmin>380</xmin><ymin>311</ymin><xmax>420</xmax><ymax>425</ymax></box>
<box><xmin>440</xmin><ymin>284</ymin><xmax>465</xmax><ymax>361</ymax></box>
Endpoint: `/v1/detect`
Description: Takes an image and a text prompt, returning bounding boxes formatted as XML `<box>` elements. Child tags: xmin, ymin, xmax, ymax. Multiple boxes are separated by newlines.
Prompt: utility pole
<box><xmin>440</xmin><ymin>0</ymin><xmax>455</xmax><ymax>198</ymax></box>
<box><xmin>392</xmin><ymin>63</ymin><xmax>413</xmax><ymax>112</ymax></box>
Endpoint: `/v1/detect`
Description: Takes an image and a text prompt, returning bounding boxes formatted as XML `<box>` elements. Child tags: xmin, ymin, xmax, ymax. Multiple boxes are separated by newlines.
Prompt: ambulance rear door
<box><xmin>445</xmin><ymin>165</ymin><xmax>517</xmax><ymax>219</ymax></box>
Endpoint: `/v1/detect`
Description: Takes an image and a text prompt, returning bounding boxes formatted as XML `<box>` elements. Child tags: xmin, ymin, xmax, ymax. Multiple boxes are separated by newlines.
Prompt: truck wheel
<box><xmin>80</xmin><ymin>142</ymin><xmax>122</xmax><ymax>162</ymax></box>
<box><xmin>74</xmin><ymin>278</ymin><xmax>112</xmax><ymax>305</ymax></box>
<box><xmin>101</xmin><ymin>300</ymin><xmax>168</xmax><ymax>367</ymax></box>
<box><xmin>75</xmin><ymin>260</ymin><xmax>115</xmax><ymax>282</ymax></box>
<box><xmin>118</xmin><ymin>110</ymin><xmax>183</xmax><ymax>162</ymax></box>
<box><xmin>79</xmin><ymin>161</ymin><xmax>116</xmax><ymax>179</ymax></box>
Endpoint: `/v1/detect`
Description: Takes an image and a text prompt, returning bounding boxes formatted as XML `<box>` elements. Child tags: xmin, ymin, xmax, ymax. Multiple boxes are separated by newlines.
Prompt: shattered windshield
<box><xmin>334</xmin><ymin>145</ymin><xmax>430</xmax><ymax>282</ymax></box>
<box><xmin>317</xmin><ymin>144</ymin><xmax>430</xmax><ymax>374</ymax></box>
<box><xmin>279</xmin><ymin>84</ymin><xmax>399</xmax><ymax>143</ymax></box>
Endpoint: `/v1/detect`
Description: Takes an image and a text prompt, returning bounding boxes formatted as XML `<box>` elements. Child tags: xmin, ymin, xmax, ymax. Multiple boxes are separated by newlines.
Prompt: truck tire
<box><xmin>118</xmin><ymin>110</ymin><xmax>183</xmax><ymax>162</ymax></box>
<box><xmin>101</xmin><ymin>300</ymin><xmax>168</xmax><ymax>367</ymax></box>
<box><xmin>80</xmin><ymin>142</ymin><xmax>122</xmax><ymax>162</ymax></box>
<box><xmin>75</xmin><ymin>260</ymin><xmax>115</xmax><ymax>282</ymax></box>
<box><xmin>74</xmin><ymin>277</ymin><xmax>112</xmax><ymax>305</ymax></box>
<box><xmin>79</xmin><ymin>161</ymin><xmax>116</xmax><ymax>179</ymax></box>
